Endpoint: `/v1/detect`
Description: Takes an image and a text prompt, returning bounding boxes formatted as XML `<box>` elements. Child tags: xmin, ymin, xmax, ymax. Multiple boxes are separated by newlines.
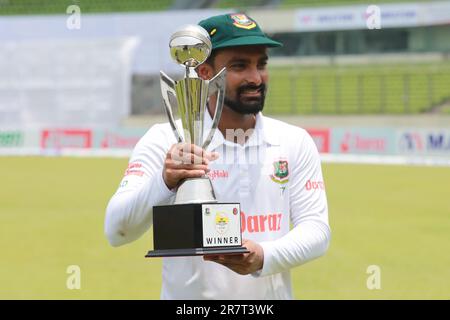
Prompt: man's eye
<box><xmin>258</xmin><ymin>62</ymin><xmax>268</xmax><ymax>69</ymax></box>
<box><xmin>230</xmin><ymin>63</ymin><xmax>245</xmax><ymax>69</ymax></box>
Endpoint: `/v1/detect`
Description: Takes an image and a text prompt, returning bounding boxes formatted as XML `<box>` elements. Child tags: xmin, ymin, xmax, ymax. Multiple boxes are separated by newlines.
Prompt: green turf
<box><xmin>1</xmin><ymin>157</ymin><xmax>449</xmax><ymax>299</ymax></box>
<box><xmin>266</xmin><ymin>62</ymin><xmax>450</xmax><ymax>115</ymax></box>
<box><xmin>0</xmin><ymin>157</ymin><xmax>160</xmax><ymax>299</ymax></box>
<box><xmin>296</xmin><ymin>163</ymin><xmax>450</xmax><ymax>299</ymax></box>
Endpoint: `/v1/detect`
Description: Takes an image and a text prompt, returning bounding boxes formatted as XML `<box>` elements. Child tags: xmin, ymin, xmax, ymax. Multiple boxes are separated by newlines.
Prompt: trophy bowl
<box><xmin>169</xmin><ymin>24</ymin><xmax>212</xmax><ymax>67</ymax></box>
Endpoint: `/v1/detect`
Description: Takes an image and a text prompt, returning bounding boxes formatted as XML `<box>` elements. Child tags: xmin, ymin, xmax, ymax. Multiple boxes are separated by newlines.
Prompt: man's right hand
<box><xmin>163</xmin><ymin>143</ymin><xmax>219</xmax><ymax>190</ymax></box>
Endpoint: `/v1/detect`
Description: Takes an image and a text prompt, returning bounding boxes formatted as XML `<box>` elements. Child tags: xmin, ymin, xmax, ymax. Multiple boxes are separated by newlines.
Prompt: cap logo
<box><xmin>230</xmin><ymin>14</ymin><xmax>257</xmax><ymax>30</ymax></box>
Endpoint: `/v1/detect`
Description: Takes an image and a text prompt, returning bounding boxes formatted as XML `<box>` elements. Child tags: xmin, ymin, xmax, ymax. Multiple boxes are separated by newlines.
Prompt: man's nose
<box><xmin>245</xmin><ymin>66</ymin><xmax>263</xmax><ymax>86</ymax></box>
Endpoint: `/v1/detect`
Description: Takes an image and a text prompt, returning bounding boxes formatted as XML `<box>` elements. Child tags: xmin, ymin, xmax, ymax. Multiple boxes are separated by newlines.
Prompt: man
<box><xmin>105</xmin><ymin>13</ymin><xmax>330</xmax><ymax>299</ymax></box>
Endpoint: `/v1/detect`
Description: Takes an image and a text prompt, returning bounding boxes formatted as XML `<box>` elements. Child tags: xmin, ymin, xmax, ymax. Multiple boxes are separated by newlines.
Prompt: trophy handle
<box><xmin>160</xmin><ymin>71</ymin><xmax>183</xmax><ymax>143</ymax></box>
<box><xmin>202</xmin><ymin>67</ymin><xmax>226</xmax><ymax>150</ymax></box>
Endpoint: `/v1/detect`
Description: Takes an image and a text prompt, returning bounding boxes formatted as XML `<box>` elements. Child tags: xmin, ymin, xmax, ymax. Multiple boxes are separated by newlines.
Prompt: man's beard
<box><xmin>224</xmin><ymin>83</ymin><xmax>266</xmax><ymax>115</ymax></box>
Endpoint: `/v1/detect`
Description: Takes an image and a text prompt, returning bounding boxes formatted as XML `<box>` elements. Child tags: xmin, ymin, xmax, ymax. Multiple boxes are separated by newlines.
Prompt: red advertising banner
<box><xmin>41</xmin><ymin>129</ymin><xmax>92</xmax><ymax>149</ymax></box>
<box><xmin>99</xmin><ymin>132</ymin><xmax>141</xmax><ymax>149</ymax></box>
<box><xmin>306</xmin><ymin>128</ymin><xmax>330</xmax><ymax>153</ymax></box>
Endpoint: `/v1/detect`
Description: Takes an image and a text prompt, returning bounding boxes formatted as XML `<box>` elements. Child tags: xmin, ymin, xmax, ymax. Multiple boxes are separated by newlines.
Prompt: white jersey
<box><xmin>105</xmin><ymin>111</ymin><xmax>330</xmax><ymax>300</ymax></box>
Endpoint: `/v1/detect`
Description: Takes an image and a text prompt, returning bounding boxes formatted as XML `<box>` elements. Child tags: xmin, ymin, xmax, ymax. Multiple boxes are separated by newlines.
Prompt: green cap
<box><xmin>198</xmin><ymin>13</ymin><xmax>282</xmax><ymax>50</ymax></box>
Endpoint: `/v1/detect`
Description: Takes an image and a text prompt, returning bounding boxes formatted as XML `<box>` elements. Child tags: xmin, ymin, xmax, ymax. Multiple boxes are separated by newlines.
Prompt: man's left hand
<box><xmin>203</xmin><ymin>239</ymin><xmax>264</xmax><ymax>275</ymax></box>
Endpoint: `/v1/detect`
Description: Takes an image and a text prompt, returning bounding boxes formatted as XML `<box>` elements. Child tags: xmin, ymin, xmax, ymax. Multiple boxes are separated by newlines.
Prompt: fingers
<box><xmin>166</xmin><ymin>168</ymin><xmax>208</xmax><ymax>180</ymax></box>
<box><xmin>168</xmin><ymin>143</ymin><xmax>219</xmax><ymax>165</ymax></box>
<box><xmin>163</xmin><ymin>143</ymin><xmax>220</xmax><ymax>190</ymax></box>
<box><xmin>165</xmin><ymin>162</ymin><xmax>210</xmax><ymax>172</ymax></box>
<box><xmin>203</xmin><ymin>253</ymin><xmax>247</xmax><ymax>264</ymax></box>
<box><xmin>174</xmin><ymin>151</ymin><xmax>208</xmax><ymax>166</ymax></box>
<box><xmin>181</xmin><ymin>143</ymin><xmax>219</xmax><ymax>161</ymax></box>
<box><xmin>203</xmin><ymin>240</ymin><xmax>264</xmax><ymax>275</ymax></box>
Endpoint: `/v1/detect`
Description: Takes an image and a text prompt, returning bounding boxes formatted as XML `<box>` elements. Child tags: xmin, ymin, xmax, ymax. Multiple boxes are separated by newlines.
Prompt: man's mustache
<box><xmin>237</xmin><ymin>83</ymin><xmax>266</xmax><ymax>96</ymax></box>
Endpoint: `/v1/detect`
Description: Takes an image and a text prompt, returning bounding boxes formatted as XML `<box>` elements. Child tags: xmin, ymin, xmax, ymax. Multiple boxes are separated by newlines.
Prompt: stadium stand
<box><xmin>267</xmin><ymin>62</ymin><xmax>450</xmax><ymax>114</ymax></box>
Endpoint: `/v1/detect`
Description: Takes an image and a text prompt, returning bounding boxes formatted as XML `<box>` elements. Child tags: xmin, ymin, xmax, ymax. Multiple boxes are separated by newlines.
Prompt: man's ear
<box><xmin>197</xmin><ymin>63</ymin><xmax>214</xmax><ymax>80</ymax></box>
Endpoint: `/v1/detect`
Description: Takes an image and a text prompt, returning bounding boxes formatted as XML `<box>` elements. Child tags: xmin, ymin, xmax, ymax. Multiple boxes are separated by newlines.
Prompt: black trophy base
<box><xmin>146</xmin><ymin>246</ymin><xmax>249</xmax><ymax>258</ymax></box>
<box><xmin>146</xmin><ymin>203</ymin><xmax>249</xmax><ymax>258</ymax></box>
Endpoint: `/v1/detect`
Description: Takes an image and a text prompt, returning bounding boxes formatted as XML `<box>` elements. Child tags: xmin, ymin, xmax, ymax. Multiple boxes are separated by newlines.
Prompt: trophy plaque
<box><xmin>146</xmin><ymin>25</ymin><xmax>249</xmax><ymax>257</ymax></box>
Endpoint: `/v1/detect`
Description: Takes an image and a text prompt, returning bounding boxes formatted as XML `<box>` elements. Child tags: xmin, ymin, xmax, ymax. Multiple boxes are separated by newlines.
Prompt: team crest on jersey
<box><xmin>215</xmin><ymin>212</ymin><xmax>229</xmax><ymax>234</ymax></box>
<box><xmin>230</xmin><ymin>14</ymin><xmax>257</xmax><ymax>30</ymax></box>
<box><xmin>270</xmin><ymin>159</ymin><xmax>289</xmax><ymax>184</ymax></box>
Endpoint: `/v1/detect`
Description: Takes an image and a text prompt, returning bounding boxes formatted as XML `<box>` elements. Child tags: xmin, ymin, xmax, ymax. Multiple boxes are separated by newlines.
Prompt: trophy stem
<box><xmin>185</xmin><ymin>65</ymin><xmax>198</xmax><ymax>78</ymax></box>
<box><xmin>174</xmin><ymin>177</ymin><xmax>217</xmax><ymax>204</ymax></box>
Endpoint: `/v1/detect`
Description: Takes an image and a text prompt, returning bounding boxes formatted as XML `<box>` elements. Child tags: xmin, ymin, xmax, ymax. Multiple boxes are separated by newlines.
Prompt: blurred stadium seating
<box><xmin>267</xmin><ymin>62</ymin><xmax>450</xmax><ymax>114</ymax></box>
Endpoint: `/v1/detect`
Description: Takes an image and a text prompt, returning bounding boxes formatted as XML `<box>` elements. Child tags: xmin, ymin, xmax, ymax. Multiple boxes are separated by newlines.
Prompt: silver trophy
<box><xmin>146</xmin><ymin>25</ymin><xmax>248</xmax><ymax>257</ymax></box>
<box><xmin>160</xmin><ymin>24</ymin><xmax>226</xmax><ymax>204</ymax></box>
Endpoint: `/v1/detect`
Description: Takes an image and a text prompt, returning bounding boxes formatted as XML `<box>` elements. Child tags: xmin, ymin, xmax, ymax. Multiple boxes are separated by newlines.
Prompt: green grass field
<box><xmin>1</xmin><ymin>157</ymin><xmax>449</xmax><ymax>299</ymax></box>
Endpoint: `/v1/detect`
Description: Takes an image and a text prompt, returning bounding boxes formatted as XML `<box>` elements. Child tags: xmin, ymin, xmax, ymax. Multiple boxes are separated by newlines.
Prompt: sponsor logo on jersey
<box><xmin>270</xmin><ymin>159</ymin><xmax>289</xmax><ymax>184</ymax></box>
<box><xmin>240</xmin><ymin>211</ymin><xmax>282</xmax><ymax>233</ymax></box>
<box><xmin>230</xmin><ymin>14</ymin><xmax>257</xmax><ymax>30</ymax></box>
<box><xmin>207</xmin><ymin>170</ymin><xmax>229</xmax><ymax>180</ymax></box>
<box><xmin>124</xmin><ymin>162</ymin><xmax>144</xmax><ymax>177</ymax></box>
<box><xmin>305</xmin><ymin>180</ymin><xmax>325</xmax><ymax>191</ymax></box>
